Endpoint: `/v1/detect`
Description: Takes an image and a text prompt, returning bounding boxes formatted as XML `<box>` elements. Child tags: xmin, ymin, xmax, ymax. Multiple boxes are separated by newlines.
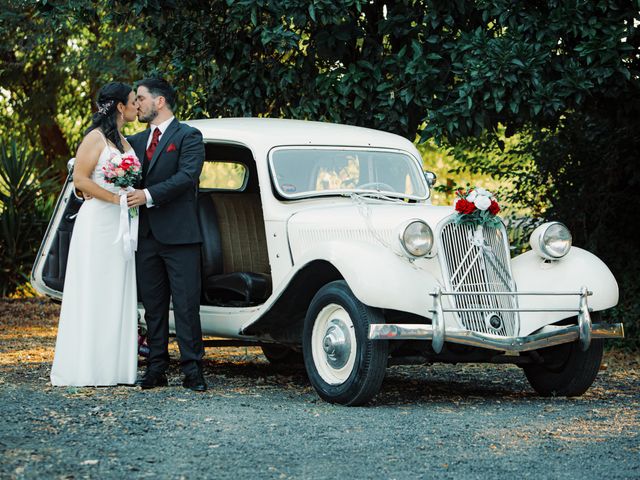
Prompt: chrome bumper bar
<box><xmin>368</xmin><ymin>286</ymin><xmax>624</xmax><ymax>353</ymax></box>
<box><xmin>368</xmin><ymin>322</ymin><xmax>624</xmax><ymax>353</ymax></box>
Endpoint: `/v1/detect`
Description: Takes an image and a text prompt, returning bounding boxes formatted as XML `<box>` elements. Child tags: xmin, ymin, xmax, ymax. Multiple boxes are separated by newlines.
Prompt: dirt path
<box><xmin>1</xmin><ymin>299</ymin><xmax>638</xmax><ymax>479</ymax></box>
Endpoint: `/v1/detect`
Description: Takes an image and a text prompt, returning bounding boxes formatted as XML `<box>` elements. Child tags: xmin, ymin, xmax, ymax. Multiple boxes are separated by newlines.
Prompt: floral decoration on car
<box><xmin>454</xmin><ymin>187</ymin><xmax>501</xmax><ymax>227</ymax></box>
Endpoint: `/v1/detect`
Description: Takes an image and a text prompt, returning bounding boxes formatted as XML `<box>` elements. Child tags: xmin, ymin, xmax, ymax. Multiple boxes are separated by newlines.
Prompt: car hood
<box><xmin>287</xmin><ymin>201</ymin><xmax>454</xmax><ymax>253</ymax></box>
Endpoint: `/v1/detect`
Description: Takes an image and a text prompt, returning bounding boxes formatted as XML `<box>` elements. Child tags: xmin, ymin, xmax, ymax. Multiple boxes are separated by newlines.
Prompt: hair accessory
<box><xmin>97</xmin><ymin>99</ymin><xmax>115</xmax><ymax>115</ymax></box>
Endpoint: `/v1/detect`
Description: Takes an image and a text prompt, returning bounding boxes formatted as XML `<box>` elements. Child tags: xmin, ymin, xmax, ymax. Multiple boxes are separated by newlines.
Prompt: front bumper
<box><xmin>368</xmin><ymin>286</ymin><xmax>624</xmax><ymax>353</ymax></box>
<box><xmin>369</xmin><ymin>322</ymin><xmax>624</xmax><ymax>353</ymax></box>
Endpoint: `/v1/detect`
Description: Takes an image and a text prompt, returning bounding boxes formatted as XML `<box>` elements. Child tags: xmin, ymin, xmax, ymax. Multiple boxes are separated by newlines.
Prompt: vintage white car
<box><xmin>32</xmin><ymin>118</ymin><xmax>624</xmax><ymax>405</ymax></box>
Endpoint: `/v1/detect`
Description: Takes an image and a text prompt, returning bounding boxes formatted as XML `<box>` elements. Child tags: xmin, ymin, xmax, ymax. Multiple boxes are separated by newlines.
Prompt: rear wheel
<box><xmin>524</xmin><ymin>339</ymin><xmax>604</xmax><ymax>397</ymax></box>
<box><xmin>303</xmin><ymin>280</ymin><xmax>388</xmax><ymax>406</ymax></box>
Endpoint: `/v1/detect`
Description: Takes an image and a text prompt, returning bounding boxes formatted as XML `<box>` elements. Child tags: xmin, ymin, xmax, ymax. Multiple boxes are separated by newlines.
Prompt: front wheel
<box><xmin>524</xmin><ymin>339</ymin><xmax>604</xmax><ymax>397</ymax></box>
<box><xmin>303</xmin><ymin>280</ymin><xmax>388</xmax><ymax>406</ymax></box>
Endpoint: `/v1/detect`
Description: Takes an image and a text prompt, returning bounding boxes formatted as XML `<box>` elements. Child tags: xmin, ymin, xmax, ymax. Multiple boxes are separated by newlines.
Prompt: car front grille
<box><xmin>437</xmin><ymin>218</ymin><xmax>518</xmax><ymax>337</ymax></box>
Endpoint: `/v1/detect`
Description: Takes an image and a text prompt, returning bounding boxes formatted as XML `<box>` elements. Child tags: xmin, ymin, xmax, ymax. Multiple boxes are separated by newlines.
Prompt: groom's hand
<box><xmin>127</xmin><ymin>189</ymin><xmax>147</xmax><ymax>208</ymax></box>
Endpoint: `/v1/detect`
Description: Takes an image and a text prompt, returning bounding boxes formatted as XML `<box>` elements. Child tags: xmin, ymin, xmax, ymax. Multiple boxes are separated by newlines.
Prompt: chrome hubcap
<box><xmin>311</xmin><ymin>304</ymin><xmax>357</xmax><ymax>385</ymax></box>
<box><xmin>322</xmin><ymin>320</ymin><xmax>352</xmax><ymax>369</ymax></box>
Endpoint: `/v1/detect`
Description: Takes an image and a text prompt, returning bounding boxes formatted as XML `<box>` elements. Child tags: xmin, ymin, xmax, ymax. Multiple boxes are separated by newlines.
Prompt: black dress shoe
<box><xmin>182</xmin><ymin>373</ymin><xmax>207</xmax><ymax>392</ymax></box>
<box><xmin>137</xmin><ymin>371</ymin><xmax>168</xmax><ymax>389</ymax></box>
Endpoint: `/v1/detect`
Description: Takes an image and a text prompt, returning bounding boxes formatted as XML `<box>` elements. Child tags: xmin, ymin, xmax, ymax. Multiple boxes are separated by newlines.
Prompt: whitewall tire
<box><xmin>303</xmin><ymin>280</ymin><xmax>388</xmax><ymax>406</ymax></box>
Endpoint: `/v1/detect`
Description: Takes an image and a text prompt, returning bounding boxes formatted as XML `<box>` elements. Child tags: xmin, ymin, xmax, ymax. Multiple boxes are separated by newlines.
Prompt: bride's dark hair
<box><xmin>84</xmin><ymin>82</ymin><xmax>133</xmax><ymax>153</ymax></box>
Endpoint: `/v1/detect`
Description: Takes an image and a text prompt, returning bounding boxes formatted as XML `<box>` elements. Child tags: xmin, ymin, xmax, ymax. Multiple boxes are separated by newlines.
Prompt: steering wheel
<box><xmin>356</xmin><ymin>182</ymin><xmax>396</xmax><ymax>192</ymax></box>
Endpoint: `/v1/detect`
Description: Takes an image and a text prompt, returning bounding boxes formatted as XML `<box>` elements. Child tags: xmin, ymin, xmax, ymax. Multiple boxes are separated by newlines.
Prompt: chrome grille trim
<box><xmin>436</xmin><ymin>217</ymin><xmax>519</xmax><ymax>337</ymax></box>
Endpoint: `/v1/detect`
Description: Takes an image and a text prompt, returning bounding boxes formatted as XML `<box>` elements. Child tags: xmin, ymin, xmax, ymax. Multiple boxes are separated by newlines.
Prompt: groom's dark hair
<box><xmin>138</xmin><ymin>77</ymin><xmax>177</xmax><ymax>111</ymax></box>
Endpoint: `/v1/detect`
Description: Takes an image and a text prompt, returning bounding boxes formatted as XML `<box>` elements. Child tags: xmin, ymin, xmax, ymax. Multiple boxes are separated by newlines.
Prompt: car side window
<box><xmin>199</xmin><ymin>161</ymin><xmax>248</xmax><ymax>191</ymax></box>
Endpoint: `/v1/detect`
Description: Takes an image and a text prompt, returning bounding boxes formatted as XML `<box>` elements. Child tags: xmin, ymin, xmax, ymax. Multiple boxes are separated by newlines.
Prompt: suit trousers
<box><xmin>136</xmin><ymin>231</ymin><xmax>204</xmax><ymax>376</ymax></box>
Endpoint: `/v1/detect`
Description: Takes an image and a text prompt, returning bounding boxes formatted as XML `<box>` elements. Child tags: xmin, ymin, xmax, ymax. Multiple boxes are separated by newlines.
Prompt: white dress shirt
<box><xmin>144</xmin><ymin>116</ymin><xmax>175</xmax><ymax>207</ymax></box>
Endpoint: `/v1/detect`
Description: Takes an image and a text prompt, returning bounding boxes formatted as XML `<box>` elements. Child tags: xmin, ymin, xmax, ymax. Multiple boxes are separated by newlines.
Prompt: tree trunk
<box><xmin>38</xmin><ymin>120</ymin><xmax>70</xmax><ymax>173</ymax></box>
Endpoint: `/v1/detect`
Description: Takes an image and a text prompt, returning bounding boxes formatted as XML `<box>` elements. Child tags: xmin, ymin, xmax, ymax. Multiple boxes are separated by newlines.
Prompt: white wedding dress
<box><xmin>50</xmin><ymin>134</ymin><xmax>138</xmax><ymax>386</ymax></box>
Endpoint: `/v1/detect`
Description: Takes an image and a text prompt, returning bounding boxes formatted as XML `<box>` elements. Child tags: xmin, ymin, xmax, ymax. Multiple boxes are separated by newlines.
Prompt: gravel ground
<box><xmin>0</xmin><ymin>299</ymin><xmax>639</xmax><ymax>480</ymax></box>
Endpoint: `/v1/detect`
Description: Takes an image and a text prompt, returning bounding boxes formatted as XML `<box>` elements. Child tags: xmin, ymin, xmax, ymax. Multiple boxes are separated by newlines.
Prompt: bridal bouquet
<box><xmin>102</xmin><ymin>153</ymin><xmax>142</xmax><ymax>189</ymax></box>
<box><xmin>453</xmin><ymin>187</ymin><xmax>502</xmax><ymax>228</ymax></box>
<box><xmin>102</xmin><ymin>153</ymin><xmax>141</xmax><ymax>260</ymax></box>
<box><xmin>102</xmin><ymin>153</ymin><xmax>141</xmax><ymax>217</ymax></box>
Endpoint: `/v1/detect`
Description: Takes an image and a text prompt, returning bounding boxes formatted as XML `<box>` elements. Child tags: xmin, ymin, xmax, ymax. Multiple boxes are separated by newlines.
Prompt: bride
<box><xmin>51</xmin><ymin>82</ymin><xmax>140</xmax><ymax>386</ymax></box>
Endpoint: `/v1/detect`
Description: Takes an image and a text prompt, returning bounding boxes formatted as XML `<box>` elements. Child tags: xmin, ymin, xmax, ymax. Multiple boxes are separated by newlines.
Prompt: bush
<box><xmin>0</xmin><ymin>140</ymin><xmax>56</xmax><ymax>296</ymax></box>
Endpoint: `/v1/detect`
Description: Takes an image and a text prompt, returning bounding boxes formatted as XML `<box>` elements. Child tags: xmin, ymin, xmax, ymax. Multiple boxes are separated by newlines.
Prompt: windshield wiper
<box><xmin>349</xmin><ymin>191</ymin><xmax>408</xmax><ymax>203</ymax></box>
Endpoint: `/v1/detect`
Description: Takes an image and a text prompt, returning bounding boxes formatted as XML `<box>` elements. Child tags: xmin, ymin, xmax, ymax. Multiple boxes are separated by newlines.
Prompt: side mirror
<box><xmin>423</xmin><ymin>171</ymin><xmax>437</xmax><ymax>188</ymax></box>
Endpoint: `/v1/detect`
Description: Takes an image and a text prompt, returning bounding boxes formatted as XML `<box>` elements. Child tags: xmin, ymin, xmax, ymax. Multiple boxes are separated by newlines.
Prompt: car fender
<box><xmin>512</xmin><ymin>247</ymin><xmax>619</xmax><ymax>336</ymax></box>
<box><xmin>293</xmin><ymin>240</ymin><xmax>443</xmax><ymax>321</ymax></box>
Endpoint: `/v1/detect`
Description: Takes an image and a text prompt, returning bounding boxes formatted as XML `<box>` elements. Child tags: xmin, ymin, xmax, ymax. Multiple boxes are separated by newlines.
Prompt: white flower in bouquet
<box><xmin>466</xmin><ymin>190</ymin><xmax>478</xmax><ymax>202</ymax></box>
<box><xmin>474</xmin><ymin>195</ymin><xmax>492</xmax><ymax>211</ymax></box>
<box><xmin>475</xmin><ymin>187</ymin><xmax>491</xmax><ymax>197</ymax></box>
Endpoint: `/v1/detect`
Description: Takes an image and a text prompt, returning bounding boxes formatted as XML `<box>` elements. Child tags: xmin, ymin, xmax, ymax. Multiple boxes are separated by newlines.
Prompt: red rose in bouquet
<box><xmin>455</xmin><ymin>198</ymin><xmax>476</xmax><ymax>214</ymax></box>
<box><xmin>488</xmin><ymin>199</ymin><xmax>500</xmax><ymax>215</ymax></box>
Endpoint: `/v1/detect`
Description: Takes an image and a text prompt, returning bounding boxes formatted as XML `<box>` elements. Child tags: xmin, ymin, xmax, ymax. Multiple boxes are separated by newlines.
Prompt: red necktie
<box><xmin>146</xmin><ymin>127</ymin><xmax>161</xmax><ymax>162</ymax></box>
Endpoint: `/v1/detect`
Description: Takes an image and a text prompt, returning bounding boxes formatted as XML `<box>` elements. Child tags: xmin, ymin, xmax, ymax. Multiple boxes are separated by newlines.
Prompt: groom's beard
<box><xmin>139</xmin><ymin>106</ymin><xmax>158</xmax><ymax>124</ymax></box>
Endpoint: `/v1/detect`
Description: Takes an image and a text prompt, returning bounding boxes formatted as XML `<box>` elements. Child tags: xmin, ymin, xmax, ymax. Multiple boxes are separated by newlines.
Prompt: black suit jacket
<box><xmin>129</xmin><ymin>119</ymin><xmax>205</xmax><ymax>245</ymax></box>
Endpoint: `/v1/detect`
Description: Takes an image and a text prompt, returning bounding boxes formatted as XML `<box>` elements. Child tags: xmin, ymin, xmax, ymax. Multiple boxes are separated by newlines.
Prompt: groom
<box><xmin>126</xmin><ymin>77</ymin><xmax>207</xmax><ymax>391</ymax></box>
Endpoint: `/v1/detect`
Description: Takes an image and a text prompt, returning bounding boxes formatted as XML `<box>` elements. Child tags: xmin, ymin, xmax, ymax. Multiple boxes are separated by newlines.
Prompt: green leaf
<box><xmin>620</xmin><ymin>67</ymin><xmax>631</xmax><ymax>80</ymax></box>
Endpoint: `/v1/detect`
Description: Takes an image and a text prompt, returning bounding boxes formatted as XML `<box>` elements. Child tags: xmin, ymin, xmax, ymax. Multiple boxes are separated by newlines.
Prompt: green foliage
<box><xmin>521</xmin><ymin>112</ymin><xmax>640</xmax><ymax>351</ymax></box>
<box><xmin>0</xmin><ymin>1</ymin><xmax>147</xmax><ymax>171</ymax></box>
<box><xmin>421</xmin><ymin>0</ymin><xmax>639</xmax><ymax>142</ymax></box>
<box><xmin>110</xmin><ymin>0</ymin><xmax>443</xmax><ymax>138</ymax></box>
<box><xmin>0</xmin><ymin>140</ymin><xmax>56</xmax><ymax>296</ymax></box>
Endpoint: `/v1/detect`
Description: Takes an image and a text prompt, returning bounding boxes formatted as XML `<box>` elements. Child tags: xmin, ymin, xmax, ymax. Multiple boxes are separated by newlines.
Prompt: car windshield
<box><xmin>270</xmin><ymin>148</ymin><xmax>428</xmax><ymax>199</ymax></box>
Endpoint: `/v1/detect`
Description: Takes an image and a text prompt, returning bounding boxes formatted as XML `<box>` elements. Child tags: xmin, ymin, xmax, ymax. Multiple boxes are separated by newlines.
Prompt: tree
<box><xmin>111</xmin><ymin>0</ymin><xmax>455</xmax><ymax>138</ymax></box>
<box><xmin>0</xmin><ymin>0</ymin><xmax>146</xmax><ymax>170</ymax></box>
<box><xmin>422</xmin><ymin>0</ymin><xmax>640</xmax><ymax>346</ymax></box>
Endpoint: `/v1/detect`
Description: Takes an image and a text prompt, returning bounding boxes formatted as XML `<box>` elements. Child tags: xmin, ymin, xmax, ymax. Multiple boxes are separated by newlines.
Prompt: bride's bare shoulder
<box><xmin>76</xmin><ymin>129</ymin><xmax>106</xmax><ymax>156</ymax></box>
<box><xmin>82</xmin><ymin>129</ymin><xmax>106</xmax><ymax>145</ymax></box>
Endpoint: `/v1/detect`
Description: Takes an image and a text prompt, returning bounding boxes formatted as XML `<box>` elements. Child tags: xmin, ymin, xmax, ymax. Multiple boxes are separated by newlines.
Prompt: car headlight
<box><xmin>529</xmin><ymin>222</ymin><xmax>572</xmax><ymax>260</ymax></box>
<box><xmin>399</xmin><ymin>220</ymin><xmax>433</xmax><ymax>257</ymax></box>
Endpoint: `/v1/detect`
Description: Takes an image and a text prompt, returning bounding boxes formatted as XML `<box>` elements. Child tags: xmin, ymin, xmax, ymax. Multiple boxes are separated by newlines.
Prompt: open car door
<box><xmin>31</xmin><ymin>159</ymin><xmax>83</xmax><ymax>300</ymax></box>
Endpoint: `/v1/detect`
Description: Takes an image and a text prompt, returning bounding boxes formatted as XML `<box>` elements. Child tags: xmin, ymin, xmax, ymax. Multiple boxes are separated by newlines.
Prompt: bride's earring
<box><xmin>120</xmin><ymin>111</ymin><xmax>124</xmax><ymax>121</ymax></box>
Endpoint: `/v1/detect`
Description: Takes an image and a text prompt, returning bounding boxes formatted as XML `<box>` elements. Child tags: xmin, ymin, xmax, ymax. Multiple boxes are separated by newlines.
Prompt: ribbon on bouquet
<box><xmin>114</xmin><ymin>187</ymin><xmax>139</xmax><ymax>260</ymax></box>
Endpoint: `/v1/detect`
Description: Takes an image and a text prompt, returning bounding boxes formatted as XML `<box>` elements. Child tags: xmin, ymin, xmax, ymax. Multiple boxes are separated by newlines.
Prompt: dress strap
<box><xmin>94</xmin><ymin>129</ymin><xmax>110</xmax><ymax>149</ymax></box>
